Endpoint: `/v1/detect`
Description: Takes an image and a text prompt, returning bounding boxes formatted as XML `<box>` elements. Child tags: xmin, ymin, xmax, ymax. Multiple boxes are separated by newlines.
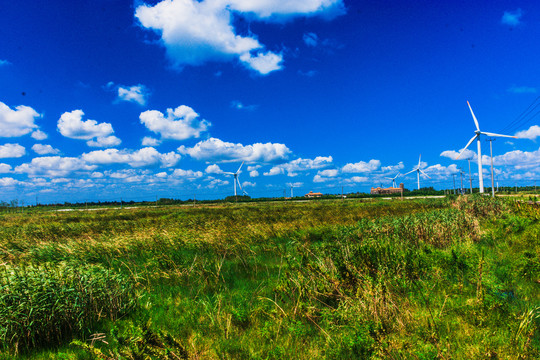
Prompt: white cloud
<box><xmin>507</xmin><ymin>85</ymin><xmax>537</xmax><ymax>94</ymax></box>
<box><xmin>242</xmin><ymin>181</ymin><xmax>255</xmax><ymax>187</ymax></box>
<box><xmin>381</xmin><ymin>162</ymin><xmax>405</xmax><ymax>173</ymax></box>
<box><xmin>515</xmin><ymin>125</ymin><xmax>540</xmax><ymax>140</ymax></box>
<box><xmin>423</xmin><ymin>164</ymin><xmax>459</xmax><ymax>179</ymax></box>
<box><xmin>87</xmin><ymin>135</ymin><xmax>122</xmax><ymax>148</ymax></box>
<box><xmin>58</xmin><ymin>110</ymin><xmax>121</xmax><ymax>147</ymax></box>
<box><xmin>178</xmin><ymin>137</ymin><xmax>290</xmax><ymax>163</ymax></box>
<box><xmin>142</xmin><ymin>136</ymin><xmax>161</xmax><ymax>146</ymax></box>
<box><xmin>501</xmin><ymin>8</ymin><xmax>523</xmax><ymax>26</ymax></box>
<box><xmin>14</xmin><ymin>156</ymin><xmax>97</xmax><ymax>177</ymax></box>
<box><xmin>172</xmin><ymin>168</ymin><xmax>203</xmax><ymax>179</ymax></box>
<box><xmin>31</xmin><ymin>130</ymin><xmax>48</xmax><ymax>140</ymax></box>
<box><xmin>303</xmin><ymin>32</ymin><xmax>318</xmax><ymax>47</ymax></box>
<box><xmin>346</xmin><ymin>176</ymin><xmax>369</xmax><ymax>183</ymax></box>
<box><xmin>239</xmin><ymin>51</ymin><xmax>283</xmax><ymax>75</ymax></box>
<box><xmin>140</xmin><ymin>105</ymin><xmax>210</xmax><ymax>141</ymax></box>
<box><xmin>82</xmin><ymin>147</ymin><xmax>181</xmax><ymax>168</ymax></box>
<box><xmin>31</xmin><ymin>144</ymin><xmax>59</xmax><ymax>155</ymax></box>
<box><xmin>440</xmin><ymin>149</ymin><xmax>477</xmax><ymax>161</ymax></box>
<box><xmin>318</xmin><ymin>169</ymin><xmax>338</xmax><ymax>177</ymax></box>
<box><xmin>0</xmin><ymin>143</ymin><xmax>25</xmax><ymax>158</ymax></box>
<box><xmin>0</xmin><ymin>164</ymin><xmax>11</xmax><ymax>173</ymax></box>
<box><xmin>0</xmin><ymin>102</ymin><xmax>41</xmax><ymax>137</ymax></box>
<box><xmin>492</xmin><ymin>147</ymin><xmax>540</xmax><ymax>168</ymax></box>
<box><xmin>0</xmin><ymin>177</ymin><xmax>20</xmax><ymax>186</ymax></box>
<box><xmin>263</xmin><ymin>156</ymin><xmax>332</xmax><ymax>176</ymax></box>
<box><xmin>342</xmin><ymin>159</ymin><xmax>380</xmax><ymax>173</ymax></box>
<box><xmin>249</xmin><ymin>170</ymin><xmax>259</xmax><ymax>177</ymax></box>
<box><xmin>117</xmin><ymin>84</ymin><xmax>150</xmax><ymax>105</ymax></box>
<box><xmin>135</xmin><ymin>0</ymin><xmax>343</xmax><ymax>74</ymax></box>
<box><xmin>205</xmin><ymin>164</ymin><xmax>223</xmax><ymax>174</ymax></box>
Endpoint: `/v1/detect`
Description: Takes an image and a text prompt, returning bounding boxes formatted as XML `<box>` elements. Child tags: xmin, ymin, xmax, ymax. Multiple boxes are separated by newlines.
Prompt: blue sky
<box><xmin>1</xmin><ymin>0</ymin><xmax>540</xmax><ymax>203</ymax></box>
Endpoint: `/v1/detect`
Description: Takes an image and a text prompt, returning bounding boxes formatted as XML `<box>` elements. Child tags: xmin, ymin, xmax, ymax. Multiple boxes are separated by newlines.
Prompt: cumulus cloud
<box><xmin>264</xmin><ymin>156</ymin><xmax>332</xmax><ymax>176</ymax></box>
<box><xmin>0</xmin><ymin>143</ymin><xmax>25</xmax><ymax>158</ymax></box>
<box><xmin>117</xmin><ymin>84</ymin><xmax>150</xmax><ymax>105</ymax></box>
<box><xmin>423</xmin><ymin>164</ymin><xmax>459</xmax><ymax>179</ymax></box>
<box><xmin>501</xmin><ymin>8</ymin><xmax>523</xmax><ymax>26</ymax></box>
<box><xmin>515</xmin><ymin>125</ymin><xmax>540</xmax><ymax>140</ymax></box>
<box><xmin>318</xmin><ymin>169</ymin><xmax>338</xmax><ymax>177</ymax></box>
<box><xmin>381</xmin><ymin>162</ymin><xmax>405</xmax><ymax>173</ymax></box>
<box><xmin>140</xmin><ymin>105</ymin><xmax>210</xmax><ymax>141</ymax></box>
<box><xmin>135</xmin><ymin>0</ymin><xmax>344</xmax><ymax>74</ymax></box>
<box><xmin>14</xmin><ymin>156</ymin><xmax>97</xmax><ymax>177</ymax></box>
<box><xmin>82</xmin><ymin>147</ymin><xmax>181</xmax><ymax>168</ymax></box>
<box><xmin>178</xmin><ymin>137</ymin><xmax>290</xmax><ymax>163</ymax></box>
<box><xmin>31</xmin><ymin>130</ymin><xmax>48</xmax><ymax>140</ymax></box>
<box><xmin>249</xmin><ymin>170</ymin><xmax>259</xmax><ymax>177</ymax></box>
<box><xmin>440</xmin><ymin>149</ymin><xmax>477</xmax><ymax>161</ymax></box>
<box><xmin>31</xmin><ymin>144</ymin><xmax>59</xmax><ymax>155</ymax></box>
<box><xmin>142</xmin><ymin>136</ymin><xmax>161</xmax><ymax>146</ymax></box>
<box><xmin>492</xmin><ymin>147</ymin><xmax>540</xmax><ymax>168</ymax></box>
<box><xmin>172</xmin><ymin>168</ymin><xmax>204</xmax><ymax>179</ymax></box>
<box><xmin>0</xmin><ymin>177</ymin><xmax>20</xmax><ymax>186</ymax></box>
<box><xmin>57</xmin><ymin>110</ymin><xmax>121</xmax><ymax>147</ymax></box>
<box><xmin>205</xmin><ymin>164</ymin><xmax>223</xmax><ymax>174</ymax></box>
<box><xmin>0</xmin><ymin>102</ymin><xmax>41</xmax><ymax>137</ymax></box>
<box><xmin>242</xmin><ymin>181</ymin><xmax>255</xmax><ymax>187</ymax></box>
<box><xmin>342</xmin><ymin>159</ymin><xmax>380</xmax><ymax>173</ymax></box>
<box><xmin>0</xmin><ymin>164</ymin><xmax>11</xmax><ymax>173</ymax></box>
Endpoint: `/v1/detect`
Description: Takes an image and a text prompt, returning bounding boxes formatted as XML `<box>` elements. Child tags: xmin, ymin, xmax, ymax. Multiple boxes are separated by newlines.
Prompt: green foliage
<box><xmin>0</xmin><ymin>263</ymin><xmax>138</xmax><ymax>353</ymax></box>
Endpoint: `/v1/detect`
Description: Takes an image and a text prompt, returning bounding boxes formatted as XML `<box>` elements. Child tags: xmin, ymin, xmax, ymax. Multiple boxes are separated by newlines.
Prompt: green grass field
<box><xmin>0</xmin><ymin>196</ymin><xmax>538</xmax><ymax>359</ymax></box>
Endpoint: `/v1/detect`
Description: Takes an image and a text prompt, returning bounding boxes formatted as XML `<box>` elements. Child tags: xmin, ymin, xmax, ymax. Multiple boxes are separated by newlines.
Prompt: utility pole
<box><xmin>459</xmin><ymin>169</ymin><xmax>465</xmax><ymax>195</ymax></box>
<box><xmin>341</xmin><ymin>186</ymin><xmax>344</xmax><ymax>201</ymax></box>
<box><xmin>488</xmin><ymin>138</ymin><xmax>495</xmax><ymax>197</ymax></box>
<box><xmin>467</xmin><ymin>158</ymin><xmax>473</xmax><ymax>194</ymax></box>
<box><xmin>453</xmin><ymin>174</ymin><xmax>456</xmax><ymax>195</ymax></box>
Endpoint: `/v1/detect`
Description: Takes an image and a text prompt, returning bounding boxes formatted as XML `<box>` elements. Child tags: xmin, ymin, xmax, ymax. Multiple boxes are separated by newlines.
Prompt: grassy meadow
<box><xmin>0</xmin><ymin>196</ymin><xmax>538</xmax><ymax>359</ymax></box>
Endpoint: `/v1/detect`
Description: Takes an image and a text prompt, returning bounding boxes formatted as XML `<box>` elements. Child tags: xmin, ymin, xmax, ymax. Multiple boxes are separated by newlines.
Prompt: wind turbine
<box><xmin>456</xmin><ymin>101</ymin><xmax>516</xmax><ymax>193</ymax></box>
<box><xmin>385</xmin><ymin>172</ymin><xmax>401</xmax><ymax>188</ymax></box>
<box><xmin>403</xmin><ymin>155</ymin><xmax>430</xmax><ymax>190</ymax></box>
<box><xmin>224</xmin><ymin>162</ymin><xmax>248</xmax><ymax>197</ymax></box>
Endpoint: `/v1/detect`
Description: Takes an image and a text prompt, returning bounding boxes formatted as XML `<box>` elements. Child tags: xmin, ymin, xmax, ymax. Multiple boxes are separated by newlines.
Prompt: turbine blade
<box><xmin>467</xmin><ymin>101</ymin><xmax>480</xmax><ymax>131</ymax></box>
<box><xmin>223</xmin><ymin>172</ymin><xmax>235</xmax><ymax>175</ymax></box>
<box><xmin>403</xmin><ymin>169</ymin><xmax>416</xmax><ymax>176</ymax></box>
<box><xmin>418</xmin><ymin>154</ymin><xmax>421</xmax><ymax>167</ymax></box>
<box><xmin>419</xmin><ymin>169</ymin><xmax>431</xmax><ymax>179</ymax></box>
<box><xmin>236</xmin><ymin>161</ymin><xmax>244</xmax><ymax>174</ymax></box>
<box><xmin>480</xmin><ymin>131</ymin><xmax>517</xmax><ymax>139</ymax></box>
<box><xmin>456</xmin><ymin>135</ymin><xmax>477</xmax><ymax>159</ymax></box>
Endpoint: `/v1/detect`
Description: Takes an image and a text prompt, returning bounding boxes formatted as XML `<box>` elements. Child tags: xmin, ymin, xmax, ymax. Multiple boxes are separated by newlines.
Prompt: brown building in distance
<box><xmin>370</xmin><ymin>183</ymin><xmax>404</xmax><ymax>195</ymax></box>
<box><xmin>305</xmin><ymin>191</ymin><xmax>323</xmax><ymax>198</ymax></box>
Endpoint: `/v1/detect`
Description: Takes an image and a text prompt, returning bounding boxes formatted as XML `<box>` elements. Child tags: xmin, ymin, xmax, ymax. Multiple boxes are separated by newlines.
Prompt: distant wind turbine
<box><xmin>403</xmin><ymin>155</ymin><xmax>430</xmax><ymax>190</ymax></box>
<box><xmin>456</xmin><ymin>101</ymin><xmax>516</xmax><ymax>193</ymax></box>
<box><xmin>224</xmin><ymin>162</ymin><xmax>248</xmax><ymax>197</ymax></box>
<box><xmin>385</xmin><ymin>172</ymin><xmax>401</xmax><ymax>188</ymax></box>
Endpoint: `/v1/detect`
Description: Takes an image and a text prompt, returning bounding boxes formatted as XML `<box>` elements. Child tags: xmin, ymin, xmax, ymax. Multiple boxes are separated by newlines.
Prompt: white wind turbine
<box><xmin>385</xmin><ymin>172</ymin><xmax>401</xmax><ymax>188</ymax></box>
<box><xmin>224</xmin><ymin>162</ymin><xmax>247</xmax><ymax>197</ymax></box>
<box><xmin>403</xmin><ymin>155</ymin><xmax>430</xmax><ymax>190</ymax></box>
<box><xmin>456</xmin><ymin>101</ymin><xmax>516</xmax><ymax>193</ymax></box>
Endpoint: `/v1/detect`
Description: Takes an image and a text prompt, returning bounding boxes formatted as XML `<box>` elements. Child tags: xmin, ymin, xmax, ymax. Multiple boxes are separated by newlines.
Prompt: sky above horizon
<box><xmin>1</xmin><ymin>0</ymin><xmax>540</xmax><ymax>204</ymax></box>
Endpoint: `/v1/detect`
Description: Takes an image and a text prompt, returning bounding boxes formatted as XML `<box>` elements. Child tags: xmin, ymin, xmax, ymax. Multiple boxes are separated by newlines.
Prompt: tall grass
<box><xmin>0</xmin><ymin>197</ymin><xmax>537</xmax><ymax>359</ymax></box>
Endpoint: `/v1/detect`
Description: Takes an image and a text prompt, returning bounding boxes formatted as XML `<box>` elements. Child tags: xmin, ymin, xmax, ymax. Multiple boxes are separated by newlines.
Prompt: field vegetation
<box><xmin>0</xmin><ymin>196</ymin><xmax>538</xmax><ymax>359</ymax></box>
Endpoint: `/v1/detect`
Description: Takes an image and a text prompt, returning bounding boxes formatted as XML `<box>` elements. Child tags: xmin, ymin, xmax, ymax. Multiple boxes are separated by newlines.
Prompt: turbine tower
<box><xmin>403</xmin><ymin>155</ymin><xmax>430</xmax><ymax>190</ymax></box>
<box><xmin>224</xmin><ymin>162</ymin><xmax>248</xmax><ymax>197</ymax></box>
<box><xmin>385</xmin><ymin>172</ymin><xmax>401</xmax><ymax>188</ymax></box>
<box><xmin>456</xmin><ymin>101</ymin><xmax>516</xmax><ymax>193</ymax></box>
